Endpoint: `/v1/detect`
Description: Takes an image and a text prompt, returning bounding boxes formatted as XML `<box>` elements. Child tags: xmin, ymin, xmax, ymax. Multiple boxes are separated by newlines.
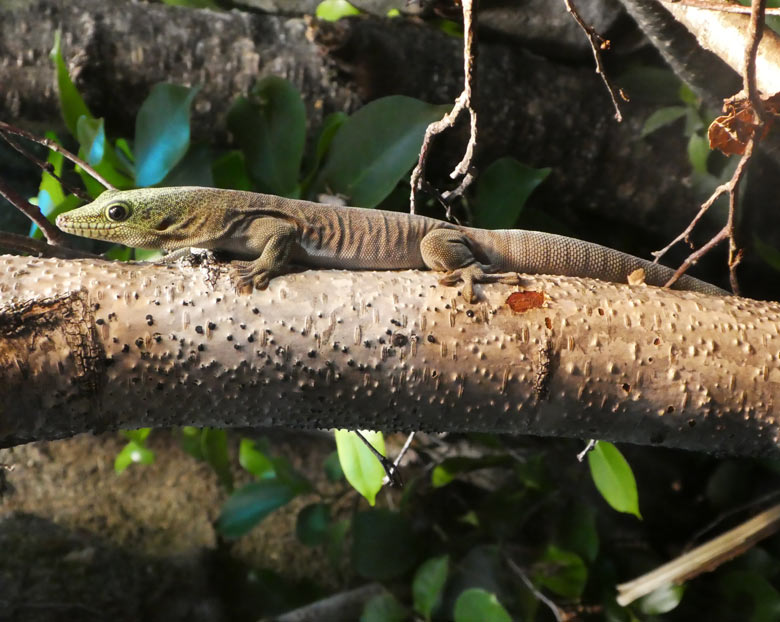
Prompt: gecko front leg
<box><xmin>231</xmin><ymin>218</ymin><xmax>299</xmax><ymax>291</ymax></box>
<box><xmin>420</xmin><ymin>228</ymin><xmax>521</xmax><ymax>303</ymax></box>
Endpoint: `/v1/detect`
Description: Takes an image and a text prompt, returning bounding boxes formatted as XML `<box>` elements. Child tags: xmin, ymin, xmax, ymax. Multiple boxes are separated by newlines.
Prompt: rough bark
<box><xmin>0</xmin><ymin>254</ymin><xmax>778</xmax><ymax>456</ymax></box>
<box><xmin>661</xmin><ymin>0</ymin><xmax>780</xmax><ymax>96</ymax></box>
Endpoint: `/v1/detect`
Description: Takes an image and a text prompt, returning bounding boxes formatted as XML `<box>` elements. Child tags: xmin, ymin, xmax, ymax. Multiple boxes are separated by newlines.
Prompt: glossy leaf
<box><xmin>588</xmin><ymin>441</ymin><xmax>641</xmax><ymax>518</ymax></box>
<box><xmin>335</xmin><ymin>429</ymin><xmax>386</xmax><ymax>505</ymax></box>
<box><xmin>239</xmin><ymin>438</ymin><xmax>275</xmax><ymax>479</ymax></box>
<box><xmin>216</xmin><ymin>480</ymin><xmax>297</xmax><ymax>538</ymax></box>
<box><xmin>213</xmin><ymin>150</ymin><xmax>253</xmax><ymax>191</ymax></box>
<box><xmin>50</xmin><ymin>31</ymin><xmax>92</xmax><ymax>136</ymax></box>
<box><xmin>32</xmin><ymin>132</ymin><xmax>67</xmax><ymax>238</ymax></box>
<box><xmin>159</xmin><ymin>142</ymin><xmax>214</xmax><ymax>187</ymax></box>
<box><xmin>639</xmin><ymin>583</ymin><xmax>685</xmax><ymax>615</ymax></box>
<box><xmin>316</xmin><ymin>0</ymin><xmax>361</xmax><ymax>20</ymax></box>
<box><xmin>473</xmin><ymin>157</ymin><xmax>550</xmax><ymax>230</ymax></box>
<box><xmin>227</xmin><ymin>77</ymin><xmax>306</xmax><ymax>197</ymax></box>
<box><xmin>352</xmin><ymin>509</ymin><xmax>418</xmax><ymax>580</ymax></box>
<box><xmin>687</xmin><ymin>132</ymin><xmax>710</xmax><ymax>175</ymax></box>
<box><xmin>558</xmin><ymin>503</ymin><xmax>599</xmax><ymax>563</ymax></box>
<box><xmin>323</xmin><ymin>451</ymin><xmax>344</xmax><ymax>482</ymax></box>
<box><xmin>76</xmin><ymin>116</ymin><xmax>106</xmax><ymax>166</ymax></box>
<box><xmin>532</xmin><ymin>545</ymin><xmax>587</xmax><ymax>599</ymax></box>
<box><xmin>201</xmin><ymin>428</ymin><xmax>233</xmax><ymax>492</ymax></box>
<box><xmin>179</xmin><ymin>426</ymin><xmax>205</xmax><ymax>460</ymax></box>
<box><xmin>361</xmin><ymin>592</ymin><xmax>407</xmax><ymax>622</ymax></box>
<box><xmin>453</xmin><ymin>588</ymin><xmax>512</xmax><ymax>622</ymax></box>
<box><xmin>114</xmin><ymin>440</ymin><xmax>155</xmax><ymax>474</ymax></box>
<box><xmin>413</xmin><ymin>555</ymin><xmax>449</xmax><ymax>620</ymax></box>
<box><xmin>314</xmin><ymin>96</ymin><xmax>450</xmax><ymax>207</ymax></box>
<box><xmin>134</xmin><ymin>83</ymin><xmax>200</xmax><ymax>187</ymax></box>
<box><xmin>721</xmin><ymin>570</ymin><xmax>780</xmax><ymax>622</ymax></box>
<box><xmin>121</xmin><ymin>428</ymin><xmax>151</xmax><ymax>444</ymax></box>
<box><xmin>641</xmin><ymin>106</ymin><xmax>687</xmax><ymax>138</ymax></box>
<box><xmin>296</xmin><ymin>503</ymin><xmax>331</xmax><ymax>547</ymax></box>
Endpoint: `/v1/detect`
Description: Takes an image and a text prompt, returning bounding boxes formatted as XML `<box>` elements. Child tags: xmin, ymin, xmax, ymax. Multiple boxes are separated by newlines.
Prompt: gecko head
<box><xmin>56</xmin><ymin>187</ymin><xmax>217</xmax><ymax>250</ymax></box>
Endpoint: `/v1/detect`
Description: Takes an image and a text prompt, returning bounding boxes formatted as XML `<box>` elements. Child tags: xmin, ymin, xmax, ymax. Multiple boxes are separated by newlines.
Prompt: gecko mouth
<box><xmin>56</xmin><ymin>215</ymin><xmax>125</xmax><ymax>238</ymax></box>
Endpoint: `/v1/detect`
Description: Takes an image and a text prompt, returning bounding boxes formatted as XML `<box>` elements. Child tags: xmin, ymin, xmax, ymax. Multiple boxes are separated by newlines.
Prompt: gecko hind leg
<box><xmin>421</xmin><ymin>228</ymin><xmax>521</xmax><ymax>302</ymax></box>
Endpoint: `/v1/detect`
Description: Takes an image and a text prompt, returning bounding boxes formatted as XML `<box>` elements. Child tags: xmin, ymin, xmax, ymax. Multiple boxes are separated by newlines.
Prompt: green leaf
<box><xmin>201</xmin><ymin>428</ymin><xmax>233</xmax><ymax>492</ymax></box>
<box><xmin>114</xmin><ymin>440</ymin><xmax>155</xmax><ymax>474</ymax></box>
<box><xmin>755</xmin><ymin>236</ymin><xmax>780</xmax><ymax>271</ymax></box>
<box><xmin>76</xmin><ymin>116</ymin><xmax>106</xmax><ymax>166</ymax></box>
<box><xmin>180</xmin><ymin>426</ymin><xmax>205</xmax><ymax>460</ymax></box>
<box><xmin>314</xmin><ymin>96</ymin><xmax>450</xmax><ymax>207</ymax></box>
<box><xmin>431</xmin><ymin>464</ymin><xmax>455</xmax><ymax>488</ymax></box>
<box><xmin>687</xmin><ymin>132</ymin><xmax>710</xmax><ymax>175</ymax></box>
<box><xmin>323</xmin><ymin>451</ymin><xmax>344</xmax><ymax>482</ymax></box>
<box><xmin>325</xmin><ymin>517</ymin><xmax>350</xmax><ymax>565</ymax></box>
<box><xmin>639</xmin><ymin>583</ymin><xmax>685</xmax><ymax>615</ymax></box>
<box><xmin>453</xmin><ymin>588</ymin><xmax>512</xmax><ymax>622</ymax></box>
<box><xmin>50</xmin><ymin>31</ymin><xmax>92</xmax><ymax>137</ymax></box>
<box><xmin>721</xmin><ymin>570</ymin><xmax>780</xmax><ymax>622</ymax></box>
<box><xmin>227</xmin><ymin>76</ymin><xmax>306</xmax><ymax>197</ymax></box>
<box><xmin>558</xmin><ymin>503</ymin><xmax>599</xmax><ymax>563</ymax></box>
<box><xmin>352</xmin><ymin>509</ymin><xmax>418</xmax><ymax>580</ymax></box>
<box><xmin>640</xmin><ymin>106</ymin><xmax>687</xmax><ymax>138</ymax></box>
<box><xmin>160</xmin><ymin>142</ymin><xmax>214</xmax><ymax>187</ymax></box>
<box><xmin>32</xmin><ymin>132</ymin><xmax>68</xmax><ymax>238</ymax></box>
<box><xmin>213</xmin><ymin>150</ymin><xmax>253</xmax><ymax>191</ymax></box>
<box><xmin>413</xmin><ymin>555</ymin><xmax>449</xmax><ymax>620</ymax></box>
<box><xmin>588</xmin><ymin>441</ymin><xmax>641</xmax><ymax>518</ymax></box>
<box><xmin>335</xmin><ymin>429</ymin><xmax>386</xmax><ymax>505</ymax></box>
<box><xmin>473</xmin><ymin>157</ymin><xmax>550</xmax><ymax>230</ymax></box>
<box><xmin>532</xmin><ymin>545</ymin><xmax>587</xmax><ymax>599</ymax></box>
<box><xmin>361</xmin><ymin>592</ymin><xmax>407</xmax><ymax>622</ymax></box>
<box><xmin>296</xmin><ymin>503</ymin><xmax>331</xmax><ymax>547</ymax></box>
<box><xmin>121</xmin><ymin>428</ymin><xmax>151</xmax><ymax>444</ymax></box>
<box><xmin>134</xmin><ymin>83</ymin><xmax>200</xmax><ymax>187</ymax></box>
<box><xmin>239</xmin><ymin>438</ymin><xmax>275</xmax><ymax>479</ymax></box>
<box><xmin>316</xmin><ymin>0</ymin><xmax>361</xmax><ymax>21</ymax></box>
<box><xmin>301</xmin><ymin>112</ymin><xmax>349</xmax><ymax>193</ymax></box>
<box><xmin>216</xmin><ymin>480</ymin><xmax>298</xmax><ymax>538</ymax></box>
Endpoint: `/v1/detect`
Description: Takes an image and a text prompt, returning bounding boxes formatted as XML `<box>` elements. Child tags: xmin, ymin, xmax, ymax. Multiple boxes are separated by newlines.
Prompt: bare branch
<box><xmin>562</xmin><ymin>0</ymin><xmax>624</xmax><ymax>121</ymax></box>
<box><xmin>0</xmin><ymin>178</ymin><xmax>67</xmax><ymax>246</ymax></box>
<box><xmin>0</xmin><ymin>120</ymin><xmax>115</xmax><ymax>192</ymax></box>
<box><xmin>409</xmin><ymin>0</ymin><xmax>478</xmax><ymax>216</ymax></box>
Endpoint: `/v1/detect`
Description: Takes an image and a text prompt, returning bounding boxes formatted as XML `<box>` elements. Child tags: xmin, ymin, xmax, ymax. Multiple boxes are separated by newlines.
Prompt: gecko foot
<box><xmin>439</xmin><ymin>264</ymin><xmax>522</xmax><ymax>303</ymax></box>
<box><xmin>231</xmin><ymin>260</ymin><xmax>272</xmax><ymax>292</ymax></box>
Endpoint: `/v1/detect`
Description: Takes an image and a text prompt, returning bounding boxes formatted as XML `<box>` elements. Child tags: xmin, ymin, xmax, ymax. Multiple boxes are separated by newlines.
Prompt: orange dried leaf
<box><xmin>506</xmin><ymin>291</ymin><xmax>545</xmax><ymax>312</ymax></box>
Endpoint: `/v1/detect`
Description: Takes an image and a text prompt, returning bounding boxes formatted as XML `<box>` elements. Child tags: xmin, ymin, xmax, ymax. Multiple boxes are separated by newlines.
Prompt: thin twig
<box><xmin>617</xmin><ymin>503</ymin><xmax>780</xmax><ymax>606</ymax></box>
<box><xmin>409</xmin><ymin>0</ymin><xmax>478</xmax><ymax>216</ymax></box>
<box><xmin>577</xmin><ymin>439</ymin><xmax>597</xmax><ymax>462</ymax></box>
<box><xmin>660</xmin><ymin>0</ymin><xmax>780</xmax><ymax>16</ymax></box>
<box><xmin>562</xmin><ymin>0</ymin><xmax>624</xmax><ymax>122</ymax></box>
<box><xmin>353</xmin><ymin>430</ymin><xmax>403</xmax><ymax>487</ymax></box>
<box><xmin>0</xmin><ymin>178</ymin><xmax>67</xmax><ymax>246</ymax></box>
<box><xmin>0</xmin><ymin>231</ymin><xmax>98</xmax><ymax>259</ymax></box>
<box><xmin>506</xmin><ymin>556</ymin><xmax>564</xmax><ymax>622</ymax></box>
<box><xmin>655</xmin><ymin>0</ymin><xmax>767</xmax><ymax>294</ymax></box>
<box><xmin>0</xmin><ymin>120</ymin><xmax>114</xmax><ymax>191</ymax></box>
<box><xmin>0</xmin><ymin>132</ymin><xmax>90</xmax><ymax>202</ymax></box>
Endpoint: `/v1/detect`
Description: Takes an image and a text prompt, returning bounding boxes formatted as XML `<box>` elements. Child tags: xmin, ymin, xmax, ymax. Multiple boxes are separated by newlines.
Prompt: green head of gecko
<box><xmin>55</xmin><ymin>186</ymin><xmax>218</xmax><ymax>250</ymax></box>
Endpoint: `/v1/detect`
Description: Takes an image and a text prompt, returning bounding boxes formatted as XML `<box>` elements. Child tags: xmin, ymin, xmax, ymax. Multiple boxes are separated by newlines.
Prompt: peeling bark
<box><xmin>0</xmin><ymin>254</ymin><xmax>778</xmax><ymax>456</ymax></box>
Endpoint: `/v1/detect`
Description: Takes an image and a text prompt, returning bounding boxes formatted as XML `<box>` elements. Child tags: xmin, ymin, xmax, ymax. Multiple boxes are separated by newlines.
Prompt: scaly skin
<box><xmin>56</xmin><ymin>186</ymin><xmax>728</xmax><ymax>300</ymax></box>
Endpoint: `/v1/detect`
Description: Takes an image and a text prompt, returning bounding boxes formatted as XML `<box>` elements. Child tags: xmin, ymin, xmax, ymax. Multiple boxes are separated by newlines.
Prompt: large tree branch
<box><xmin>1</xmin><ymin>254</ymin><xmax>778</xmax><ymax>456</ymax></box>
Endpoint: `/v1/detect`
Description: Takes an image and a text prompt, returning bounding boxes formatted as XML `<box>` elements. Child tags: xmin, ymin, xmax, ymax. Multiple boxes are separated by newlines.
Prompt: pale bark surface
<box><xmin>1</xmin><ymin>254</ymin><xmax>778</xmax><ymax>456</ymax></box>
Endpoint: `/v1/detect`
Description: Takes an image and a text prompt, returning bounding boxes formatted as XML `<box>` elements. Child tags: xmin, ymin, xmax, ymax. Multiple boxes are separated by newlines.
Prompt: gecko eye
<box><xmin>106</xmin><ymin>202</ymin><xmax>130</xmax><ymax>222</ymax></box>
